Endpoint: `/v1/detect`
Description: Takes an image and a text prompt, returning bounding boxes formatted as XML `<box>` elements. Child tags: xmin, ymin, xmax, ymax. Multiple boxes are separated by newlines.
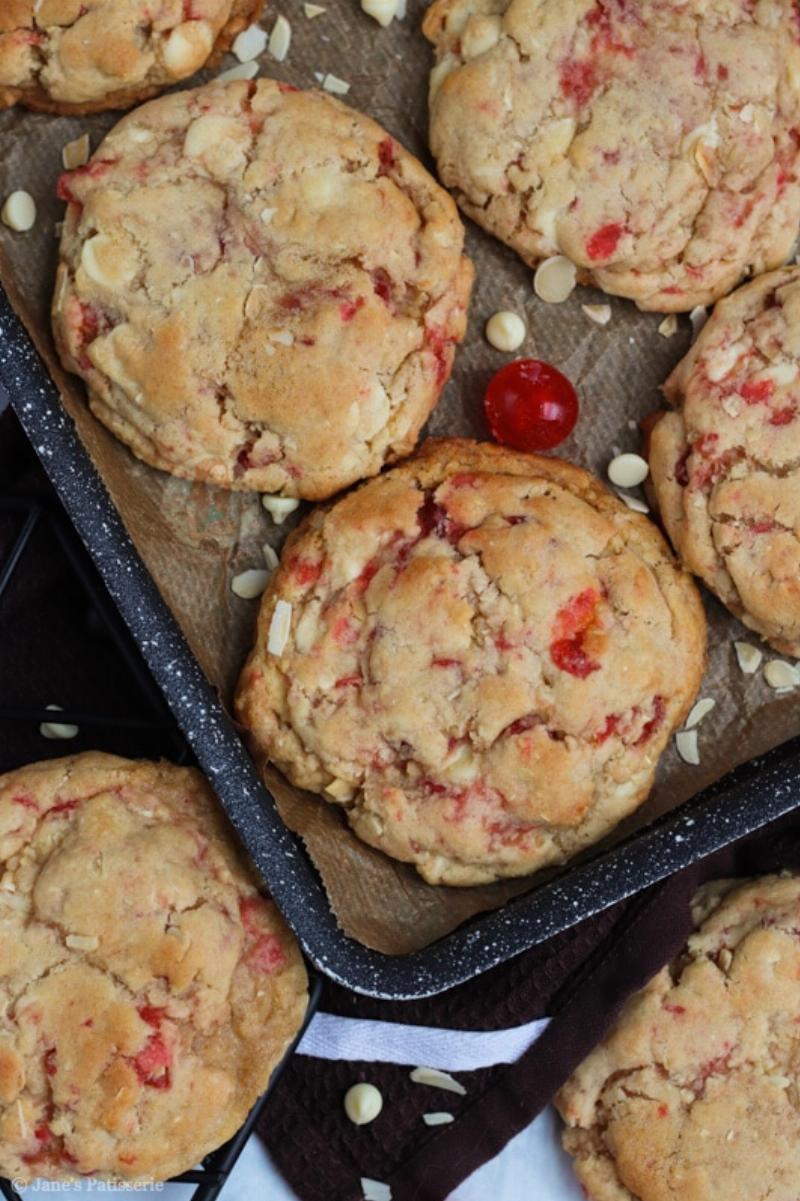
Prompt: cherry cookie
<box><xmin>424</xmin><ymin>0</ymin><xmax>800</xmax><ymax>311</ymax></box>
<box><xmin>0</xmin><ymin>1</ymin><xmax>261</xmax><ymax>113</ymax></box>
<box><xmin>557</xmin><ymin>875</ymin><xmax>800</xmax><ymax>1201</ymax></box>
<box><xmin>53</xmin><ymin>78</ymin><xmax>473</xmax><ymax>499</ymax></box>
<box><xmin>650</xmin><ymin>267</ymin><xmax>800</xmax><ymax>656</ymax></box>
<box><xmin>235</xmin><ymin>438</ymin><xmax>706</xmax><ymax>886</ymax></box>
<box><xmin>0</xmin><ymin>752</ymin><xmax>307</xmax><ymax>1183</ymax></box>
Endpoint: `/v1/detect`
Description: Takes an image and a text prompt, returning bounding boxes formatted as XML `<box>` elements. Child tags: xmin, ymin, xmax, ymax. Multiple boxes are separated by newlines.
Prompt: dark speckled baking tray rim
<box><xmin>3</xmin><ymin>286</ymin><xmax>800</xmax><ymax>1001</ymax></box>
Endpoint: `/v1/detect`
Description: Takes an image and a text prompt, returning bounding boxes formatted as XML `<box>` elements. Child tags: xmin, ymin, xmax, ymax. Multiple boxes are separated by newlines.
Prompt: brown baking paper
<box><xmin>0</xmin><ymin>2</ymin><xmax>799</xmax><ymax>955</ymax></box>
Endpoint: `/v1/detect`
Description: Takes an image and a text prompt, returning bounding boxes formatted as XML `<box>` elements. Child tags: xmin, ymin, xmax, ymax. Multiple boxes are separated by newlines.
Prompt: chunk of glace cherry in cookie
<box><xmin>549</xmin><ymin>588</ymin><xmax>603</xmax><ymax>678</ymax></box>
<box><xmin>239</xmin><ymin>896</ymin><xmax>287</xmax><ymax>974</ymax></box>
<box><xmin>485</xmin><ymin>360</ymin><xmax>579</xmax><ymax>452</ymax></box>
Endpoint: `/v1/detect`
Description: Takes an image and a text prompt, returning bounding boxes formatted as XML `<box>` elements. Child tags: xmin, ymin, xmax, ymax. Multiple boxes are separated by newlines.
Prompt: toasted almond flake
<box><xmin>16</xmin><ymin>1101</ymin><xmax>27</xmax><ymax>1140</ymax></box>
<box><xmin>268</xmin><ymin>599</ymin><xmax>293</xmax><ymax>655</ymax></box>
<box><xmin>764</xmin><ymin>659</ymin><xmax>800</xmax><ymax>691</ymax></box>
<box><xmin>304</xmin><ymin>2</ymin><xmax>326</xmax><ymax>14</ymax></box>
<box><xmin>62</xmin><ymin>133</ymin><xmax>90</xmax><ymax>170</ymax></box>
<box><xmin>268</xmin><ymin>14</ymin><xmax>292</xmax><ymax>61</ymax></box>
<box><xmin>485</xmin><ymin>310</ymin><xmax>526</xmax><ymax>352</ymax></box>
<box><xmin>443</xmin><ymin>742</ymin><xmax>478</xmax><ymax>783</ymax></box>
<box><xmin>262</xmin><ymin>495</ymin><xmax>300</xmax><ymax>523</ymax></box>
<box><xmin>718</xmin><ymin>947</ymin><xmax>733</xmax><ymax>970</ymax></box>
<box><xmin>734</xmin><ymin>641</ymin><xmax>763</xmax><ymax>674</ymax></box>
<box><xmin>361</xmin><ymin>0</ymin><xmax>398</xmax><ymax>25</ymax></box>
<box><xmin>658</xmin><ymin>313</ymin><xmax>678</xmax><ymax>338</ymax></box>
<box><xmin>231</xmin><ymin>568</ymin><xmax>270</xmax><ymax>599</ymax></box>
<box><xmin>325</xmin><ymin>778</ymin><xmax>356</xmax><ymax>801</ymax></box>
<box><xmin>344</xmin><ymin>1083</ymin><xmax>383</xmax><ymax>1125</ymax></box>
<box><xmin>232</xmin><ymin>23</ymin><xmax>268</xmax><ymax>62</ymax></box>
<box><xmin>361</xmin><ymin>1181</ymin><xmax>391</xmax><ymax>1201</ymax></box>
<box><xmin>65</xmin><ymin>933</ymin><xmax>99</xmax><ymax>951</ymax></box>
<box><xmin>217</xmin><ymin>60</ymin><xmax>260</xmax><ymax>82</ymax></box>
<box><xmin>582</xmin><ymin>303</ymin><xmax>611</xmax><ymax>326</ymax></box>
<box><xmin>322</xmin><ymin>73</ymin><xmax>350</xmax><ymax>95</ymax></box>
<box><xmin>615</xmin><ymin>490</ymin><xmax>649</xmax><ymax>514</ymax></box>
<box><xmin>675</xmin><ymin>728</ymin><xmax>700</xmax><ymax>766</ymax></box>
<box><xmin>423</xmin><ymin>1112</ymin><xmax>455</xmax><ymax>1126</ymax></box>
<box><xmin>410</xmin><ymin>1067</ymin><xmax>466</xmax><ymax>1095</ymax></box>
<box><xmin>721</xmin><ymin>395</ymin><xmax>741</xmax><ymax>418</ymax></box>
<box><xmin>40</xmin><ymin>705</ymin><xmax>79</xmax><ymax>741</ymax></box>
<box><xmin>533</xmin><ymin>255</ymin><xmax>577</xmax><ymax>304</ymax></box>
<box><xmin>684</xmin><ymin>697</ymin><xmax>715</xmax><ymax>729</ymax></box>
<box><xmin>262</xmin><ymin>542</ymin><xmax>279</xmax><ymax>570</ymax></box>
<box><xmin>2</xmin><ymin>190</ymin><xmax>36</xmax><ymax>232</ymax></box>
<box><xmin>608</xmin><ymin>452</ymin><xmax>649</xmax><ymax>488</ymax></box>
<box><xmin>689</xmin><ymin>305</ymin><xmax>708</xmax><ymax>339</ymax></box>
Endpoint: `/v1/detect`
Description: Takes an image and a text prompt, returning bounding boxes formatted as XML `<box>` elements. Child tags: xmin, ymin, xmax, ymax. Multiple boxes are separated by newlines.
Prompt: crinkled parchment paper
<box><xmin>0</xmin><ymin>2</ymin><xmax>798</xmax><ymax>954</ymax></box>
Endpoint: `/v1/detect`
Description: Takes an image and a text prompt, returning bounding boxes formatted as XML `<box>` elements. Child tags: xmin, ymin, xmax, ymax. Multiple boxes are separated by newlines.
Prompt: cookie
<box><xmin>0</xmin><ymin>1</ymin><xmax>261</xmax><ymax>113</ymax></box>
<box><xmin>234</xmin><ymin>438</ymin><xmax>706</xmax><ymax>886</ymax></box>
<box><xmin>0</xmin><ymin>752</ymin><xmax>307</xmax><ymax>1183</ymax></box>
<box><xmin>423</xmin><ymin>0</ymin><xmax>800</xmax><ymax>312</ymax></box>
<box><xmin>52</xmin><ymin>79</ymin><xmax>473</xmax><ymax>500</ymax></box>
<box><xmin>556</xmin><ymin>874</ymin><xmax>800</xmax><ymax>1201</ymax></box>
<box><xmin>650</xmin><ymin>267</ymin><xmax>800</xmax><ymax>656</ymax></box>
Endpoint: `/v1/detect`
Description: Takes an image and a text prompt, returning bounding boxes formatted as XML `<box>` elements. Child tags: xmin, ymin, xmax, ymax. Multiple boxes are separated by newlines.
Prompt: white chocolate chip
<box><xmin>658</xmin><ymin>314</ymin><xmax>678</xmax><ymax>338</ymax></box>
<box><xmin>325</xmin><ymin>778</ymin><xmax>357</xmax><ymax>801</ymax></box>
<box><xmin>410</xmin><ymin>1067</ymin><xmax>466</xmax><ymax>1095</ymax></box>
<box><xmin>361</xmin><ymin>0</ymin><xmax>399</xmax><ymax>26</ymax></box>
<box><xmin>740</xmin><ymin>103</ymin><xmax>755</xmax><ymax>124</ymax></box>
<box><xmin>262</xmin><ymin>495</ymin><xmax>300</xmax><ymax>523</ymax></box>
<box><xmin>344</xmin><ymin>1083</ymin><xmax>383</xmax><ymax>1125</ymax></box>
<box><xmin>615</xmin><ymin>490</ymin><xmax>649</xmax><ymax>513</ymax></box>
<box><xmin>128</xmin><ymin>126</ymin><xmax>154</xmax><ymax>144</ymax></box>
<box><xmin>260</xmin><ymin>206</ymin><xmax>277</xmax><ymax>224</ymax></box>
<box><xmin>80</xmin><ymin>233</ymin><xmax>137</xmax><ymax>289</ymax></box>
<box><xmin>361</xmin><ymin>1181</ymin><xmax>391</xmax><ymax>1201</ymax></box>
<box><xmin>423</xmin><ymin>1112</ymin><xmax>455</xmax><ymax>1126</ymax></box>
<box><xmin>2</xmin><ymin>191</ymin><xmax>36</xmax><ymax>233</ymax></box>
<box><xmin>262</xmin><ymin>543</ymin><xmax>279</xmax><ymax>570</ymax></box>
<box><xmin>721</xmin><ymin>395</ymin><xmax>741</xmax><ymax>418</ymax></box>
<box><xmin>734</xmin><ymin>641</ymin><xmax>763</xmax><ymax>674</ymax></box>
<box><xmin>62</xmin><ymin>133</ymin><xmax>90</xmax><ymax>170</ymax></box>
<box><xmin>304</xmin><ymin>2</ymin><xmax>326</xmax><ymax>14</ymax></box>
<box><xmin>322</xmin><ymin>73</ymin><xmax>351</xmax><ymax>95</ymax></box>
<box><xmin>39</xmin><ymin>705</ymin><xmax>79</xmax><ymax>741</ymax></box>
<box><xmin>582</xmin><ymin>303</ymin><xmax>611</xmax><ymax>326</ymax></box>
<box><xmin>443</xmin><ymin>742</ymin><xmax>478</xmax><ymax>783</ymax></box>
<box><xmin>764</xmin><ymin>659</ymin><xmax>800</xmax><ymax>691</ymax></box>
<box><xmin>216</xmin><ymin>60</ymin><xmax>260</xmax><ymax>82</ymax></box>
<box><xmin>684</xmin><ymin>697</ymin><xmax>715</xmax><ymax>729</ymax></box>
<box><xmin>267</xmin><ymin>599</ymin><xmax>293</xmax><ymax>655</ymax></box>
<box><xmin>462</xmin><ymin>14</ymin><xmax>502</xmax><ymax>58</ymax></box>
<box><xmin>232</xmin><ymin>23</ymin><xmax>268</xmax><ymax>62</ymax></box>
<box><xmin>608</xmin><ymin>453</ymin><xmax>649</xmax><ymax>489</ymax></box>
<box><xmin>231</xmin><ymin>568</ymin><xmax>270</xmax><ymax>599</ymax></box>
<box><xmin>485</xmin><ymin>310</ymin><xmax>526</xmax><ymax>352</ymax></box>
<box><xmin>268</xmin><ymin>15</ymin><xmax>292</xmax><ymax>62</ymax></box>
<box><xmin>65</xmin><ymin>933</ymin><xmax>99</xmax><ymax>951</ymax></box>
<box><xmin>183</xmin><ymin>114</ymin><xmax>243</xmax><ymax>159</ymax></box>
<box><xmin>270</xmin><ymin>329</ymin><xmax>295</xmax><ymax>346</ymax></box>
<box><xmin>533</xmin><ymin>255</ymin><xmax>577</xmax><ymax>304</ymax></box>
<box><xmin>675</xmin><ymin>728</ymin><xmax>700</xmax><ymax>766</ymax></box>
<box><xmin>690</xmin><ymin>306</ymin><xmax>708</xmax><ymax>340</ymax></box>
<box><xmin>163</xmin><ymin>20</ymin><xmax>214</xmax><ymax>75</ymax></box>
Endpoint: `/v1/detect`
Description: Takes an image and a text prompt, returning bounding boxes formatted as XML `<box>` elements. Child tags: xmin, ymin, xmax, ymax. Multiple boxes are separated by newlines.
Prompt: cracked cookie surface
<box><xmin>423</xmin><ymin>0</ymin><xmax>800</xmax><ymax>312</ymax></box>
<box><xmin>235</xmin><ymin>438</ymin><xmax>706</xmax><ymax>886</ymax></box>
<box><xmin>52</xmin><ymin>78</ymin><xmax>473</xmax><ymax>499</ymax></box>
<box><xmin>0</xmin><ymin>752</ymin><xmax>307</xmax><ymax>1183</ymax></box>
<box><xmin>0</xmin><ymin>0</ymin><xmax>261</xmax><ymax>113</ymax></box>
<box><xmin>556</xmin><ymin>874</ymin><xmax>800</xmax><ymax>1201</ymax></box>
<box><xmin>650</xmin><ymin>266</ymin><xmax>800</xmax><ymax>656</ymax></box>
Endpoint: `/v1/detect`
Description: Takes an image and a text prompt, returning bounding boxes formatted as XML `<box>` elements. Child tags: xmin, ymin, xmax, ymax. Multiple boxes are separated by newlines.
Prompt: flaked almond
<box><xmin>322</xmin><ymin>73</ymin><xmax>351</xmax><ymax>95</ymax></box>
<box><xmin>40</xmin><ymin>705</ymin><xmax>79</xmax><ymax>741</ymax></box>
<box><xmin>410</xmin><ymin>1067</ymin><xmax>466</xmax><ymax>1095</ymax></box>
<box><xmin>325</xmin><ymin>778</ymin><xmax>356</xmax><ymax>802</ymax></box>
<box><xmin>231</xmin><ymin>568</ymin><xmax>270</xmax><ymax>599</ymax></box>
<box><xmin>533</xmin><ymin>255</ymin><xmax>577</xmax><ymax>304</ymax></box>
<box><xmin>361</xmin><ymin>1181</ymin><xmax>391</xmax><ymax>1201</ymax></box>
<box><xmin>615</xmin><ymin>490</ymin><xmax>649</xmax><ymax>513</ymax></box>
<box><xmin>764</xmin><ymin>659</ymin><xmax>800</xmax><ymax>691</ymax></box>
<box><xmin>62</xmin><ymin>133</ymin><xmax>90</xmax><ymax>170</ymax></box>
<box><xmin>163</xmin><ymin>20</ymin><xmax>213</xmax><ymax>75</ymax></box>
<box><xmin>65</xmin><ymin>933</ymin><xmax>99</xmax><ymax>951</ymax></box>
<box><xmin>582</xmin><ymin>303</ymin><xmax>611</xmax><ymax>326</ymax></box>
<box><xmin>689</xmin><ymin>305</ymin><xmax>708</xmax><ymax>340</ymax></box>
<box><xmin>268</xmin><ymin>15</ymin><xmax>292</xmax><ymax>62</ymax></box>
<box><xmin>423</xmin><ymin>1112</ymin><xmax>455</xmax><ymax>1126</ymax></box>
<box><xmin>304</xmin><ymin>2</ymin><xmax>326</xmax><ymax>14</ymax></box>
<box><xmin>217</xmin><ymin>60</ymin><xmax>260</xmax><ymax>82</ymax></box>
<box><xmin>718</xmin><ymin>947</ymin><xmax>733</xmax><ymax>971</ymax></box>
<box><xmin>262</xmin><ymin>495</ymin><xmax>300</xmax><ymax>523</ymax></box>
<box><xmin>734</xmin><ymin>641</ymin><xmax>763</xmax><ymax>674</ymax></box>
<box><xmin>684</xmin><ymin>697</ymin><xmax>715</xmax><ymax>729</ymax></box>
<box><xmin>361</xmin><ymin>0</ymin><xmax>398</xmax><ymax>26</ymax></box>
<box><xmin>267</xmin><ymin>599</ymin><xmax>293</xmax><ymax>655</ymax></box>
<box><xmin>262</xmin><ymin>543</ymin><xmax>279</xmax><ymax>571</ymax></box>
<box><xmin>658</xmin><ymin>313</ymin><xmax>678</xmax><ymax>338</ymax></box>
<box><xmin>232</xmin><ymin>23</ymin><xmax>268</xmax><ymax>62</ymax></box>
<box><xmin>675</xmin><ymin>728</ymin><xmax>700</xmax><ymax>765</ymax></box>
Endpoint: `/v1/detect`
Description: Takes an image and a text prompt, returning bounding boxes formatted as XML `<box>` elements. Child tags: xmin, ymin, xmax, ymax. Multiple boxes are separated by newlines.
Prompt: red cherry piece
<box><xmin>485</xmin><ymin>359</ymin><xmax>579</xmax><ymax>452</ymax></box>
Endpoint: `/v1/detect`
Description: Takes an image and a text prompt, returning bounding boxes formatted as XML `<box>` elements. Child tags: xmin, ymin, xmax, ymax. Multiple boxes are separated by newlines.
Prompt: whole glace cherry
<box><xmin>484</xmin><ymin>359</ymin><xmax>579</xmax><ymax>452</ymax></box>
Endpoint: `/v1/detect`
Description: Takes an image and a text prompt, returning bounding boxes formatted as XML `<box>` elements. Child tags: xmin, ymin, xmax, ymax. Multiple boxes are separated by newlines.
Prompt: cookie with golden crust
<box><xmin>0</xmin><ymin>752</ymin><xmax>307</xmax><ymax>1183</ymax></box>
<box><xmin>235</xmin><ymin>438</ymin><xmax>706</xmax><ymax>886</ymax></box>
<box><xmin>0</xmin><ymin>0</ymin><xmax>262</xmax><ymax>113</ymax></box>
<box><xmin>650</xmin><ymin>267</ymin><xmax>800</xmax><ymax>656</ymax></box>
<box><xmin>556</xmin><ymin>874</ymin><xmax>800</xmax><ymax>1201</ymax></box>
<box><xmin>52</xmin><ymin>79</ymin><xmax>473</xmax><ymax>499</ymax></box>
<box><xmin>424</xmin><ymin>0</ymin><xmax>800</xmax><ymax>312</ymax></box>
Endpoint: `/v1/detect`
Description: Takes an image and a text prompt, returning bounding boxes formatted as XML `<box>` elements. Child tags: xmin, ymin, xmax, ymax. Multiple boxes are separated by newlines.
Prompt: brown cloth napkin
<box><xmin>259</xmin><ymin>808</ymin><xmax>800</xmax><ymax>1201</ymax></box>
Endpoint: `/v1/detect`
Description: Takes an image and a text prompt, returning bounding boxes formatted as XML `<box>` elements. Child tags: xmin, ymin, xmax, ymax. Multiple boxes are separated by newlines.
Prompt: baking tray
<box><xmin>0</xmin><ymin>483</ymin><xmax>323</xmax><ymax>1199</ymax></box>
<box><xmin>3</xmin><ymin>289</ymin><xmax>800</xmax><ymax>1000</ymax></box>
